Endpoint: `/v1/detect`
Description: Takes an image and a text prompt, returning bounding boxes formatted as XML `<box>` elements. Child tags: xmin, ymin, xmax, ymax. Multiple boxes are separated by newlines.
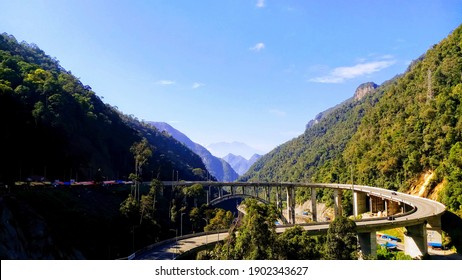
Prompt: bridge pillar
<box><xmin>386</xmin><ymin>200</ymin><xmax>401</xmax><ymax>216</ymax></box>
<box><xmin>426</xmin><ymin>215</ymin><xmax>443</xmax><ymax>247</ymax></box>
<box><xmin>404</xmin><ymin>223</ymin><xmax>428</xmax><ymax>259</ymax></box>
<box><xmin>370</xmin><ymin>196</ymin><xmax>385</xmax><ymax>216</ymax></box>
<box><xmin>358</xmin><ymin>231</ymin><xmax>377</xmax><ymax>259</ymax></box>
<box><xmin>311</xmin><ymin>187</ymin><xmax>317</xmax><ymax>222</ymax></box>
<box><xmin>266</xmin><ymin>186</ymin><xmax>271</xmax><ymax>202</ymax></box>
<box><xmin>276</xmin><ymin>186</ymin><xmax>282</xmax><ymax>212</ymax></box>
<box><xmin>334</xmin><ymin>189</ymin><xmax>343</xmax><ymax>217</ymax></box>
<box><xmin>286</xmin><ymin>186</ymin><xmax>296</xmax><ymax>224</ymax></box>
<box><xmin>353</xmin><ymin>191</ymin><xmax>367</xmax><ymax>218</ymax></box>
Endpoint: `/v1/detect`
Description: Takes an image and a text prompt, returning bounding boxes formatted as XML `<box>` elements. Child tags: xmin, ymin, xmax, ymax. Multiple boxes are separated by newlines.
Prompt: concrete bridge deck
<box><xmin>132</xmin><ymin>182</ymin><xmax>445</xmax><ymax>259</ymax></box>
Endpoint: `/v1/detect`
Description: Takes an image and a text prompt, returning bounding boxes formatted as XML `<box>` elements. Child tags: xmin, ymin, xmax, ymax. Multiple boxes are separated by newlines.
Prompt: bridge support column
<box><xmin>286</xmin><ymin>186</ymin><xmax>296</xmax><ymax>224</ymax></box>
<box><xmin>386</xmin><ymin>200</ymin><xmax>401</xmax><ymax>216</ymax></box>
<box><xmin>334</xmin><ymin>189</ymin><xmax>343</xmax><ymax>217</ymax></box>
<box><xmin>370</xmin><ymin>196</ymin><xmax>385</xmax><ymax>216</ymax></box>
<box><xmin>353</xmin><ymin>191</ymin><xmax>367</xmax><ymax>218</ymax></box>
<box><xmin>276</xmin><ymin>186</ymin><xmax>282</xmax><ymax>212</ymax></box>
<box><xmin>404</xmin><ymin>223</ymin><xmax>428</xmax><ymax>259</ymax></box>
<box><xmin>266</xmin><ymin>186</ymin><xmax>271</xmax><ymax>202</ymax></box>
<box><xmin>311</xmin><ymin>187</ymin><xmax>317</xmax><ymax>222</ymax></box>
<box><xmin>426</xmin><ymin>215</ymin><xmax>443</xmax><ymax>247</ymax></box>
<box><xmin>358</xmin><ymin>231</ymin><xmax>377</xmax><ymax>259</ymax></box>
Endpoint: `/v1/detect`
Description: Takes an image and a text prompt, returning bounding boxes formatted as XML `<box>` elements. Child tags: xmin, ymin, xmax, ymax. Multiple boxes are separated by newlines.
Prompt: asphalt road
<box><xmin>133</xmin><ymin>182</ymin><xmax>446</xmax><ymax>260</ymax></box>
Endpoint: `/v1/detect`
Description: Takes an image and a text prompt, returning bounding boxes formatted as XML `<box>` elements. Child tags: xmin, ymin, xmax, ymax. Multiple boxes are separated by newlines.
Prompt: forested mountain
<box><xmin>223</xmin><ymin>153</ymin><xmax>262</xmax><ymax>176</ymax></box>
<box><xmin>0</xmin><ymin>33</ymin><xmax>207</xmax><ymax>185</ymax></box>
<box><xmin>242</xmin><ymin>25</ymin><xmax>462</xmax><ymax>213</ymax></box>
<box><xmin>150</xmin><ymin>122</ymin><xmax>239</xmax><ymax>181</ymax></box>
<box><xmin>240</xmin><ymin>81</ymin><xmax>380</xmax><ymax>183</ymax></box>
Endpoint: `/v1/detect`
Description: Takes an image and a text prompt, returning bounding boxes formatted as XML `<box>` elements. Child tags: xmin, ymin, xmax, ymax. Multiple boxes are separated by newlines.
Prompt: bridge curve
<box><xmin>133</xmin><ymin>182</ymin><xmax>445</xmax><ymax>260</ymax></box>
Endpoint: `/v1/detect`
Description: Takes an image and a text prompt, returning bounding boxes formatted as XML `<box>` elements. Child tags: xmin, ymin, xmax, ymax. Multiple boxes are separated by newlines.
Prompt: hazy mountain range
<box><xmin>206</xmin><ymin>141</ymin><xmax>263</xmax><ymax>159</ymax></box>
<box><xmin>223</xmin><ymin>153</ymin><xmax>262</xmax><ymax>176</ymax></box>
<box><xmin>149</xmin><ymin>122</ymin><xmax>239</xmax><ymax>182</ymax></box>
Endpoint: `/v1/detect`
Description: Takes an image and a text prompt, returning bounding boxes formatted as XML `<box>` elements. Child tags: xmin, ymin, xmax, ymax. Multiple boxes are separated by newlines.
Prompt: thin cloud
<box><xmin>192</xmin><ymin>82</ymin><xmax>205</xmax><ymax>89</ymax></box>
<box><xmin>156</xmin><ymin>80</ymin><xmax>175</xmax><ymax>85</ymax></box>
<box><xmin>309</xmin><ymin>60</ymin><xmax>396</xmax><ymax>83</ymax></box>
<box><xmin>269</xmin><ymin>109</ymin><xmax>286</xmax><ymax>117</ymax></box>
<box><xmin>256</xmin><ymin>0</ymin><xmax>265</xmax><ymax>8</ymax></box>
<box><xmin>250</xmin><ymin>42</ymin><xmax>265</xmax><ymax>52</ymax></box>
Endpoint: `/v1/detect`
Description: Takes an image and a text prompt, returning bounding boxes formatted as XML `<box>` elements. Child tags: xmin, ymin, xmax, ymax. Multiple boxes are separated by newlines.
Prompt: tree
<box><xmin>119</xmin><ymin>194</ymin><xmax>139</xmax><ymax>225</ymax></box>
<box><xmin>276</xmin><ymin>225</ymin><xmax>323</xmax><ymax>259</ymax></box>
<box><xmin>324</xmin><ymin>216</ymin><xmax>357</xmax><ymax>259</ymax></box>
<box><xmin>129</xmin><ymin>138</ymin><xmax>153</xmax><ymax>201</ymax></box>
<box><xmin>204</xmin><ymin>209</ymin><xmax>234</xmax><ymax>232</ymax></box>
<box><xmin>442</xmin><ymin>142</ymin><xmax>462</xmax><ymax>210</ymax></box>
<box><xmin>139</xmin><ymin>179</ymin><xmax>162</xmax><ymax>225</ymax></box>
<box><xmin>219</xmin><ymin>199</ymin><xmax>278</xmax><ymax>260</ymax></box>
<box><xmin>182</xmin><ymin>183</ymin><xmax>204</xmax><ymax>207</ymax></box>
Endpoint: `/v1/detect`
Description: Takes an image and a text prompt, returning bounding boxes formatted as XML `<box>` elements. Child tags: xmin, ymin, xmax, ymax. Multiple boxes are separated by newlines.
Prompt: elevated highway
<box><xmin>133</xmin><ymin>182</ymin><xmax>445</xmax><ymax>259</ymax></box>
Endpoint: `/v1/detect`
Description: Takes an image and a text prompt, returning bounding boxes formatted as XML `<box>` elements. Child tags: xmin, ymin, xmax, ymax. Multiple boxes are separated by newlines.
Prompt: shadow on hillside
<box><xmin>442</xmin><ymin>211</ymin><xmax>462</xmax><ymax>253</ymax></box>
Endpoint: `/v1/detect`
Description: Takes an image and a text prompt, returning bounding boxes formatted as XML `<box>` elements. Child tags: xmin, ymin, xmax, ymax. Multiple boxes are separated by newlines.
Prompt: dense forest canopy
<box><xmin>0</xmin><ymin>33</ymin><xmax>208</xmax><ymax>185</ymax></box>
<box><xmin>242</xmin><ymin>24</ymin><xmax>462</xmax><ymax>212</ymax></box>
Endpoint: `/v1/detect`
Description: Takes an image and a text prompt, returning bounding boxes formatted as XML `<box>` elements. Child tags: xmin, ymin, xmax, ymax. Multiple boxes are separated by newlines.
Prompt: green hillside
<box><xmin>0</xmin><ymin>33</ymin><xmax>207</xmax><ymax>184</ymax></box>
<box><xmin>242</xmin><ymin>25</ymin><xmax>462</xmax><ymax>212</ymax></box>
<box><xmin>0</xmin><ymin>33</ymin><xmax>216</xmax><ymax>259</ymax></box>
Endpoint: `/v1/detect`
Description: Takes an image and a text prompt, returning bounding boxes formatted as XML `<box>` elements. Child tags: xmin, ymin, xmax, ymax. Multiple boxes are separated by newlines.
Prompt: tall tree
<box><xmin>129</xmin><ymin>138</ymin><xmax>152</xmax><ymax>201</ymax></box>
<box><xmin>218</xmin><ymin>199</ymin><xmax>278</xmax><ymax>260</ymax></box>
<box><xmin>324</xmin><ymin>216</ymin><xmax>357</xmax><ymax>260</ymax></box>
<box><xmin>276</xmin><ymin>225</ymin><xmax>323</xmax><ymax>259</ymax></box>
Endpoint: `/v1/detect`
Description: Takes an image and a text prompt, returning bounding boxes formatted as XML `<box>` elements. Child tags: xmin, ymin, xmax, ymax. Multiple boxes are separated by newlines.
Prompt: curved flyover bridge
<box><xmin>133</xmin><ymin>182</ymin><xmax>445</xmax><ymax>260</ymax></box>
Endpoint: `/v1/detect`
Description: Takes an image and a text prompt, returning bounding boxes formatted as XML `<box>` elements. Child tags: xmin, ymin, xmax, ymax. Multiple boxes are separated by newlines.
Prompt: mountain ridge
<box><xmin>0</xmin><ymin>33</ymin><xmax>206</xmax><ymax>183</ymax></box>
<box><xmin>149</xmin><ymin>122</ymin><xmax>239</xmax><ymax>182</ymax></box>
<box><xmin>242</xmin><ymin>24</ymin><xmax>462</xmax><ymax>216</ymax></box>
<box><xmin>223</xmin><ymin>153</ymin><xmax>262</xmax><ymax>176</ymax></box>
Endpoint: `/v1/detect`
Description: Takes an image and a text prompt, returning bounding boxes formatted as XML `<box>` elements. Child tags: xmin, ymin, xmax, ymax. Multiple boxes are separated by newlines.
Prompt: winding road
<box><xmin>132</xmin><ymin>182</ymin><xmax>445</xmax><ymax>260</ymax></box>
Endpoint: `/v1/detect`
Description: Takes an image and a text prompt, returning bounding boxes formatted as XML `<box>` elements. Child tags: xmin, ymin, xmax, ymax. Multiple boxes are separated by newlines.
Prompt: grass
<box><xmin>378</xmin><ymin>228</ymin><xmax>405</xmax><ymax>241</ymax></box>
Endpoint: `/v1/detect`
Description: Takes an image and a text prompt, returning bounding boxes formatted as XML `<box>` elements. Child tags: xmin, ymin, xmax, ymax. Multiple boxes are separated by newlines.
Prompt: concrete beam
<box><xmin>311</xmin><ymin>187</ymin><xmax>317</xmax><ymax>222</ymax></box>
<box><xmin>404</xmin><ymin>223</ymin><xmax>428</xmax><ymax>259</ymax></box>
<box><xmin>386</xmin><ymin>200</ymin><xmax>401</xmax><ymax>216</ymax></box>
<box><xmin>358</xmin><ymin>231</ymin><xmax>377</xmax><ymax>259</ymax></box>
<box><xmin>370</xmin><ymin>196</ymin><xmax>385</xmax><ymax>216</ymax></box>
<box><xmin>286</xmin><ymin>186</ymin><xmax>296</xmax><ymax>224</ymax></box>
<box><xmin>426</xmin><ymin>216</ymin><xmax>443</xmax><ymax>246</ymax></box>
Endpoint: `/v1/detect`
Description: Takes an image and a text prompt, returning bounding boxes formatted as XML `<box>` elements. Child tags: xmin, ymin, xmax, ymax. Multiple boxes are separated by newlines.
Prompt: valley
<box><xmin>1</xmin><ymin>19</ymin><xmax>462</xmax><ymax>261</ymax></box>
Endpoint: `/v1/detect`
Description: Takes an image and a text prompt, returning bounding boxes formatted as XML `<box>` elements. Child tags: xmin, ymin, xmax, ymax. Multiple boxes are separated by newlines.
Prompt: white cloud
<box><xmin>256</xmin><ymin>0</ymin><xmax>265</xmax><ymax>8</ymax></box>
<box><xmin>309</xmin><ymin>60</ymin><xmax>396</xmax><ymax>84</ymax></box>
<box><xmin>192</xmin><ymin>82</ymin><xmax>205</xmax><ymax>89</ymax></box>
<box><xmin>156</xmin><ymin>80</ymin><xmax>175</xmax><ymax>85</ymax></box>
<box><xmin>269</xmin><ymin>109</ymin><xmax>286</xmax><ymax>117</ymax></box>
<box><xmin>250</xmin><ymin>42</ymin><xmax>265</xmax><ymax>52</ymax></box>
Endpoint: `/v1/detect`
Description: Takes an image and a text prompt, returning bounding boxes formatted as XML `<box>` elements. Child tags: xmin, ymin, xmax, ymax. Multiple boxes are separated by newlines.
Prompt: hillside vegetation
<box><xmin>0</xmin><ymin>33</ymin><xmax>207</xmax><ymax>184</ymax></box>
<box><xmin>243</xmin><ymin>25</ymin><xmax>462</xmax><ymax>213</ymax></box>
<box><xmin>0</xmin><ymin>33</ymin><xmax>219</xmax><ymax>259</ymax></box>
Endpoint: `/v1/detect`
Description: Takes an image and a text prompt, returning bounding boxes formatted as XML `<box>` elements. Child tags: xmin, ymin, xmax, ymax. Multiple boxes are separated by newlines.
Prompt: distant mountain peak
<box><xmin>354</xmin><ymin>82</ymin><xmax>378</xmax><ymax>101</ymax></box>
<box><xmin>223</xmin><ymin>153</ymin><xmax>262</xmax><ymax>176</ymax></box>
<box><xmin>149</xmin><ymin>122</ymin><xmax>239</xmax><ymax>182</ymax></box>
<box><xmin>206</xmin><ymin>142</ymin><xmax>263</xmax><ymax>159</ymax></box>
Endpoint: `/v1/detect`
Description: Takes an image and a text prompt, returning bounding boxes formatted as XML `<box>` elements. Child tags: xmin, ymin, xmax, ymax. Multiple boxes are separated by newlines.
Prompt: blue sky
<box><xmin>1</xmin><ymin>0</ymin><xmax>461</xmax><ymax>156</ymax></box>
